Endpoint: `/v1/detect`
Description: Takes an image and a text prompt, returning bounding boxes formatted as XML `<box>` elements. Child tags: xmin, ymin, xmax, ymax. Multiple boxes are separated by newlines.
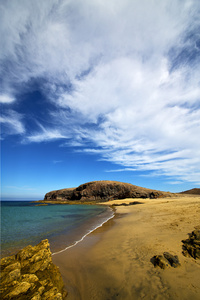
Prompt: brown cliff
<box><xmin>44</xmin><ymin>180</ymin><xmax>170</xmax><ymax>202</ymax></box>
<box><xmin>0</xmin><ymin>240</ymin><xmax>67</xmax><ymax>299</ymax></box>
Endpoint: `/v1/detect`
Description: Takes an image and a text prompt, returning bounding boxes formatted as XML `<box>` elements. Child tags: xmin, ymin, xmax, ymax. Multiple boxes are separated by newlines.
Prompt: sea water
<box><xmin>1</xmin><ymin>201</ymin><xmax>114</xmax><ymax>257</ymax></box>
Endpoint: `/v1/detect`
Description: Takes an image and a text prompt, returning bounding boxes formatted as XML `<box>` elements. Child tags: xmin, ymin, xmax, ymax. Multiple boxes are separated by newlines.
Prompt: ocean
<box><xmin>1</xmin><ymin>201</ymin><xmax>114</xmax><ymax>257</ymax></box>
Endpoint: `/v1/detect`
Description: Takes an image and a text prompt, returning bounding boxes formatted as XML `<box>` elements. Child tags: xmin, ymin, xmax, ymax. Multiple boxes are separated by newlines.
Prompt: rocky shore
<box><xmin>0</xmin><ymin>240</ymin><xmax>67</xmax><ymax>300</ymax></box>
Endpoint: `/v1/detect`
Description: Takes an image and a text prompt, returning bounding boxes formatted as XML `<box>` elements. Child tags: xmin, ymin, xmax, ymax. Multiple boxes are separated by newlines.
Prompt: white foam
<box><xmin>52</xmin><ymin>208</ymin><xmax>114</xmax><ymax>256</ymax></box>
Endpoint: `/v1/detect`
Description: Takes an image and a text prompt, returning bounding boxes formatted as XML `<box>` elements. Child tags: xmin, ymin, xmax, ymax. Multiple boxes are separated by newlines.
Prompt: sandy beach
<box><xmin>53</xmin><ymin>195</ymin><xmax>200</xmax><ymax>300</ymax></box>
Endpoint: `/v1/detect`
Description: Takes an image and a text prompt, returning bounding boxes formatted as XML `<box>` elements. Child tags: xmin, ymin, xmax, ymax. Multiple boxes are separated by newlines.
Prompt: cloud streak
<box><xmin>0</xmin><ymin>110</ymin><xmax>25</xmax><ymax>136</ymax></box>
<box><xmin>1</xmin><ymin>0</ymin><xmax>200</xmax><ymax>185</ymax></box>
<box><xmin>5</xmin><ymin>185</ymin><xmax>36</xmax><ymax>191</ymax></box>
<box><xmin>25</xmin><ymin>123</ymin><xmax>68</xmax><ymax>143</ymax></box>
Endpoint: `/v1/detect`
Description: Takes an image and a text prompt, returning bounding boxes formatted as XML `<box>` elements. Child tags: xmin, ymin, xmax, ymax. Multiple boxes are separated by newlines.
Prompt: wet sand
<box><xmin>53</xmin><ymin>196</ymin><xmax>200</xmax><ymax>300</ymax></box>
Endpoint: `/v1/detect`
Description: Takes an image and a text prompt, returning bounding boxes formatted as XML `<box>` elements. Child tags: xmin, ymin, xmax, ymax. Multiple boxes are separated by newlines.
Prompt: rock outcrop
<box><xmin>44</xmin><ymin>188</ymin><xmax>75</xmax><ymax>201</ymax></box>
<box><xmin>0</xmin><ymin>240</ymin><xmax>67</xmax><ymax>299</ymax></box>
<box><xmin>44</xmin><ymin>181</ymin><xmax>170</xmax><ymax>202</ymax></box>
<box><xmin>151</xmin><ymin>252</ymin><xmax>181</xmax><ymax>269</ymax></box>
<box><xmin>151</xmin><ymin>255</ymin><xmax>171</xmax><ymax>269</ymax></box>
<box><xmin>182</xmin><ymin>228</ymin><xmax>200</xmax><ymax>259</ymax></box>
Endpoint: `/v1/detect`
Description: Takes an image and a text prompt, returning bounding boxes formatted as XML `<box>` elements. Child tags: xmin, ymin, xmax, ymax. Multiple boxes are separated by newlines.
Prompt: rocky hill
<box><xmin>180</xmin><ymin>188</ymin><xmax>200</xmax><ymax>195</ymax></box>
<box><xmin>44</xmin><ymin>181</ymin><xmax>171</xmax><ymax>203</ymax></box>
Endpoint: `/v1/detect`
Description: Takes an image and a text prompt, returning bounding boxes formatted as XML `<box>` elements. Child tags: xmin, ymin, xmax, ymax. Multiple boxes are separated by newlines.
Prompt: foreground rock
<box><xmin>163</xmin><ymin>252</ymin><xmax>181</xmax><ymax>268</ymax></box>
<box><xmin>0</xmin><ymin>240</ymin><xmax>67</xmax><ymax>299</ymax></box>
<box><xmin>151</xmin><ymin>252</ymin><xmax>181</xmax><ymax>269</ymax></box>
<box><xmin>182</xmin><ymin>228</ymin><xmax>200</xmax><ymax>259</ymax></box>
<box><xmin>44</xmin><ymin>181</ymin><xmax>171</xmax><ymax>202</ymax></box>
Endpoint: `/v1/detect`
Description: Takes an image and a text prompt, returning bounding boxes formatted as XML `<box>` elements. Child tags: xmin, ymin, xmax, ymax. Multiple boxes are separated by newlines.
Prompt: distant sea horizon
<box><xmin>1</xmin><ymin>200</ymin><xmax>114</xmax><ymax>258</ymax></box>
<box><xmin>1</xmin><ymin>198</ymin><xmax>43</xmax><ymax>201</ymax></box>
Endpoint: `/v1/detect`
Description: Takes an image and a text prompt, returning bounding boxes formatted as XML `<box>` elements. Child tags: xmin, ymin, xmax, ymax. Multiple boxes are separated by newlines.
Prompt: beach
<box><xmin>53</xmin><ymin>195</ymin><xmax>200</xmax><ymax>300</ymax></box>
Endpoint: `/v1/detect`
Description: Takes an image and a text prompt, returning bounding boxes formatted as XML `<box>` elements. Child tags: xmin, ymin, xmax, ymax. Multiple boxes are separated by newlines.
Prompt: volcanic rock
<box><xmin>151</xmin><ymin>255</ymin><xmax>171</xmax><ymax>269</ymax></box>
<box><xmin>182</xmin><ymin>228</ymin><xmax>200</xmax><ymax>259</ymax></box>
<box><xmin>44</xmin><ymin>188</ymin><xmax>75</xmax><ymax>201</ymax></box>
<box><xmin>151</xmin><ymin>252</ymin><xmax>181</xmax><ymax>269</ymax></box>
<box><xmin>44</xmin><ymin>180</ymin><xmax>170</xmax><ymax>202</ymax></box>
<box><xmin>163</xmin><ymin>252</ymin><xmax>181</xmax><ymax>268</ymax></box>
<box><xmin>0</xmin><ymin>240</ymin><xmax>67</xmax><ymax>299</ymax></box>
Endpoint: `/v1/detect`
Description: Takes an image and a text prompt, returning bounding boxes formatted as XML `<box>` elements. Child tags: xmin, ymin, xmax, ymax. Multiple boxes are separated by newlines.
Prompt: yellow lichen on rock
<box><xmin>0</xmin><ymin>239</ymin><xmax>67</xmax><ymax>299</ymax></box>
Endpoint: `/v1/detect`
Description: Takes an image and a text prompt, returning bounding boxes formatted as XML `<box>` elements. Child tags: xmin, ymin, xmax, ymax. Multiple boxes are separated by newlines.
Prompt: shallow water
<box><xmin>1</xmin><ymin>201</ymin><xmax>114</xmax><ymax>257</ymax></box>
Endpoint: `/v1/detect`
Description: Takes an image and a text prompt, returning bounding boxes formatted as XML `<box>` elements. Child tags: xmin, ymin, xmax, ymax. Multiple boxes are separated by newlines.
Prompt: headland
<box><xmin>37</xmin><ymin>180</ymin><xmax>172</xmax><ymax>204</ymax></box>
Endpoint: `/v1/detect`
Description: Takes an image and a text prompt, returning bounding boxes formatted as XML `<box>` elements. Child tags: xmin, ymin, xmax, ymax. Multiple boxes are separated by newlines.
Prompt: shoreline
<box><xmin>1</xmin><ymin>202</ymin><xmax>114</xmax><ymax>258</ymax></box>
<box><xmin>53</xmin><ymin>195</ymin><xmax>200</xmax><ymax>300</ymax></box>
<box><xmin>52</xmin><ymin>207</ymin><xmax>115</xmax><ymax>255</ymax></box>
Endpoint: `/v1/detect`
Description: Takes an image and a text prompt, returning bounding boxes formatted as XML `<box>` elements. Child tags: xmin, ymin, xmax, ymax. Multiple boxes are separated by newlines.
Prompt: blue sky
<box><xmin>1</xmin><ymin>0</ymin><xmax>200</xmax><ymax>200</ymax></box>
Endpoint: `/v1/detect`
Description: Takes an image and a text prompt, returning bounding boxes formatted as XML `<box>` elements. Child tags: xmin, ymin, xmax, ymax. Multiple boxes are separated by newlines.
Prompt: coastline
<box><xmin>52</xmin><ymin>206</ymin><xmax>115</xmax><ymax>255</ymax></box>
<box><xmin>1</xmin><ymin>202</ymin><xmax>114</xmax><ymax>258</ymax></box>
<box><xmin>53</xmin><ymin>195</ymin><xmax>200</xmax><ymax>300</ymax></box>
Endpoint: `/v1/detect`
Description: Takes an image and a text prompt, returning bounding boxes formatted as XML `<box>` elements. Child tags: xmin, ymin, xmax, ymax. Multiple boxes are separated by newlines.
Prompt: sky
<box><xmin>1</xmin><ymin>0</ymin><xmax>200</xmax><ymax>200</ymax></box>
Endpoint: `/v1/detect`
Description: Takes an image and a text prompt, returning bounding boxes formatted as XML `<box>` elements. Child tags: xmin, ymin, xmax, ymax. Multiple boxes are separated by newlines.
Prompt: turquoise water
<box><xmin>1</xmin><ymin>201</ymin><xmax>114</xmax><ymax>257</ymax></box>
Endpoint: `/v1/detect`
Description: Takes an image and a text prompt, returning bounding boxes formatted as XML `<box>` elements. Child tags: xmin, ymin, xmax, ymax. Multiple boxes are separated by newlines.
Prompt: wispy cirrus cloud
<box><xmin>25</xmin><ymin>123</ymin><xmax>68</xmax><ymax>143</ymax></box>
<box><xmin>0</xmin><ymin>110</ymin><xmax>25</xmax><ymax>136</ymax></box>
<box><xmin>1</xmin><ymin>0</ymin><xmax>200</xmax><ymax>185</ymax></box>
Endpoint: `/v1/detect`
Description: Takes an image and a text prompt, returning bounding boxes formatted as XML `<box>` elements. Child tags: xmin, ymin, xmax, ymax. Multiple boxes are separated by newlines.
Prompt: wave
<box><xmin>52</xmin><ymin>207</ymin><xmax>115</xmax><ymax>255</ymax></box>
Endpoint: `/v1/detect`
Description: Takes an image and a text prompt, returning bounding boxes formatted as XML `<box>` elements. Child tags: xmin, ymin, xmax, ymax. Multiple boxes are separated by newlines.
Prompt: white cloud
<box><xmin>25</xmin><ymin>123</ymin><xmax>68</xmax><ymax>143</ymax></box>
<box><xmin>0</xmin><ymin>0</ymin><xmax>193</xmax><ymax>87</ymax></box>
<box><xmin>0</xmin><ymin>110</ymin><xmax>25</xmax><ymax>135</ymax></box>
<box><xmin>1</xmin><ymin>0</ymin><xmax>200</xmax><ymax>184</ymax></box>
<box><xmin>0</xmin><ymin>94</ymin><xmax>15</xmax><ymax>104</ymax></box>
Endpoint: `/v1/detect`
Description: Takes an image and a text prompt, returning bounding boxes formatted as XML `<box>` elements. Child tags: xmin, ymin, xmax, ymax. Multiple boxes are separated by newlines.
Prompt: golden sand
<box><xmin>53</xmin><ymin>195</ymin><xmax>200</xmax><ymax>300</ymax></box>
